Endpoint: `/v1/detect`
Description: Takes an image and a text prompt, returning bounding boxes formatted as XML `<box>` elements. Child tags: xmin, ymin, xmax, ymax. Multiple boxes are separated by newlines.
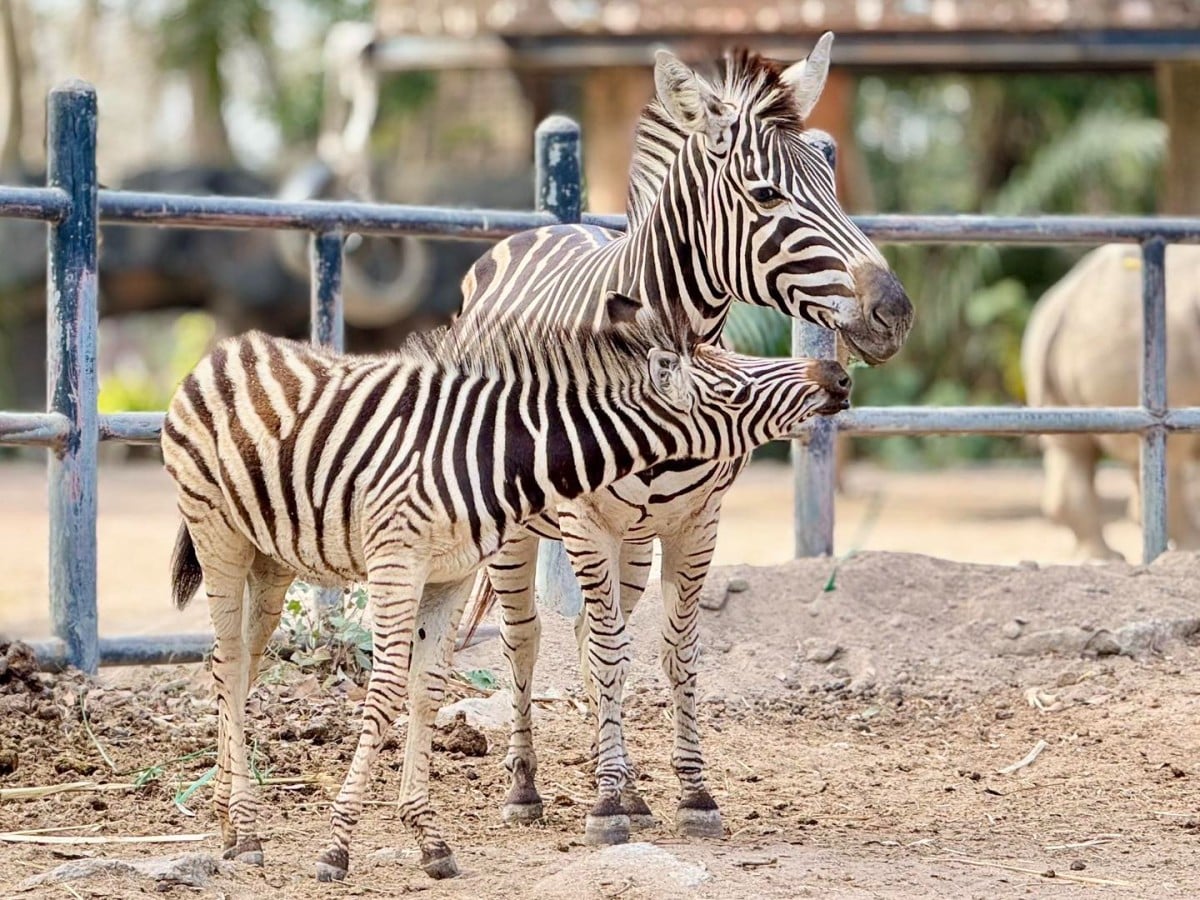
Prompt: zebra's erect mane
<box><xmin>265</xmin><ymin>309</ymin><xmax>695</xmax><ymax>385</ymax></box>
<box><xmin>626</xmin><ymin>48</ymin><xmax>805</xmax><ymax>230</ymax></box>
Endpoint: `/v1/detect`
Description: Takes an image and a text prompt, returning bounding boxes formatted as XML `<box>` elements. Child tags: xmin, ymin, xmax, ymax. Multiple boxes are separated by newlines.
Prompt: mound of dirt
<box><xmin>4</xmin><ymin>551</ymin><xmax>1200</xmax><ymax>899</ymax></box>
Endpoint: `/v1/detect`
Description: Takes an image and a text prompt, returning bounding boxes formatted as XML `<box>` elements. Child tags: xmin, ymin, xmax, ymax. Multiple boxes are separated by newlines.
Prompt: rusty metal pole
<box><xmin>46</xmin><ymin>81</ymin><xmax>100</xmax><ymax>673</ymax></box>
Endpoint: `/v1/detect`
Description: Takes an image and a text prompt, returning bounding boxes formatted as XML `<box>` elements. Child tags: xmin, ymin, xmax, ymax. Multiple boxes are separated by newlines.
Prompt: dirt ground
<box><xmin>3</xmin><ymin>548</ymin><xmax>1200</xmax><ymax>898</ymax></box>
<box><xmin>0</xmin><ymin>456</ymin><xmax>1154</xmax><ymax>638</ymax></box>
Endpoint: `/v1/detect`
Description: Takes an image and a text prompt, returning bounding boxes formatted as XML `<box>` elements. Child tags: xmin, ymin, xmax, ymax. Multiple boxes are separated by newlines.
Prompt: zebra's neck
<box><xmin>615</xmin><ymin>138</ymin><xmax>731</xmax><ymax>343</ymax></box>
<box><xmin>482</xmin><ymin>361</ymin><xmax>691</xmax><ymax>527</ymax></box>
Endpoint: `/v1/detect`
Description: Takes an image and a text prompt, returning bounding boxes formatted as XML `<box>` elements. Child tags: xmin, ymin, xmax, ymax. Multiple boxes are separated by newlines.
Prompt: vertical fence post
<box><xmin>310</xmin><ymin>230</ymin><xmax>345</xmax><ymax>350</ymax></box>
<box><xmin>309</xmin><ymin>230</ymin><xmax>345</xmax><ymax>617</ymax></box>
<box><xmin>1139</xmin><ymin>237</ymin><xmax>1168</xmax><ymax>563</ymax></box>
<box><xmin>46</xmin><ymin>81</ymin><xmax>99</xmax><ymax>673</ymax></box>
<box><xmin>535</xmin><ymin>115</ymin><xmax>582</xmax><ymax>225</ymax></box>
<box><xmin>533</xmin><ymin>115</ymin><xmax>584</xmax><ymax>615</ymax></box>
<box><xmin>792</xmin><ymin>137</ymin><xmax>840</xmax><ymax>558</ymax></box>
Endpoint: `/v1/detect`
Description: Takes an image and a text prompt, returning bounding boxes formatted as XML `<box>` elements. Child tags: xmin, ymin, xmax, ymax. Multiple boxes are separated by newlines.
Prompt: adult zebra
<box><xmin>162</xmin><ymin>295</ymin><xmax>852</xmax><ymax>881</ymax></box>
<box><xmin>455</xmin><ymin>35</ymin><xmax>914</xmax><ymax>845</ymax></box>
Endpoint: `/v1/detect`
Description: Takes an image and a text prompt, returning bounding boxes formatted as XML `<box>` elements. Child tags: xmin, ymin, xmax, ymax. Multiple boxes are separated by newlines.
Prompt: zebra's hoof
<box><xmin>501</xmin><ymin>800</ymin><xmax>544</xmax><ymax>825</ymax></box>
<box><xmin>222</xmin><ymin>838</ymin><xmax>263</xmax><ymax>867</ymax></box>
<box><xmin>584</xmin><ymin>813</ymin><xmax>631</xmax><ymax>846</ymax></box>
<box><xmin>421</xmin><ymin>848</ymin><xmax>460</xmax><ymax>879</ymax></box>
<box><xmin>621</xmin><ymin>793</ymin><xmax>658</xmax><ymax>831</ymax></box>
<box><xmin>676</xmin><ymin>807</ymin><xmax>724</xmax><ymax>838</ymax></box>
<box><xmin>315</xmin><ymin>847</ymin><xmax>349</xmax><ymax>882</ymax></box>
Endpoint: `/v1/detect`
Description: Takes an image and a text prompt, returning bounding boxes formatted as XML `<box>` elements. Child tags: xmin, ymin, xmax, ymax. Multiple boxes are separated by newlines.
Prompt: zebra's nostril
<box><xmin>836</xmin><ymin>373</ymin><xmax>852</xmax><ymax>392</ymax></box>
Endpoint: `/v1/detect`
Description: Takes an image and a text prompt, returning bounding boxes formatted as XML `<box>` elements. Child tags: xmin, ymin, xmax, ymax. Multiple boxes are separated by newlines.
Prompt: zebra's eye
<box><xmin>748</xmin><ymin>185</ymin><xmax>786</xmax><ymax>207</ymax></box>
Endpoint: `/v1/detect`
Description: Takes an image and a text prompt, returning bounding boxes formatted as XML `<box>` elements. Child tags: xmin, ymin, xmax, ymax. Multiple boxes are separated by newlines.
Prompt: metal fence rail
<box><xmin>3</xmin><ymin>80</ymin><xmax>1199</xmax><ymax>673</ymax></box>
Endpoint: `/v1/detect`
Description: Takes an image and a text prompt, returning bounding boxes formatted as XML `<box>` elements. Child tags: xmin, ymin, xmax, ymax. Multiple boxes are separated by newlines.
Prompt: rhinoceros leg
<box><xmin>1126</xmin><ymin>454</ymin><xmax>1200</xmax><ymax>551</ymax></box>
<box><xmin>1042</xmin><ymin>436</ymin><xmax>1123</xmax><ymax>561</ymax></box>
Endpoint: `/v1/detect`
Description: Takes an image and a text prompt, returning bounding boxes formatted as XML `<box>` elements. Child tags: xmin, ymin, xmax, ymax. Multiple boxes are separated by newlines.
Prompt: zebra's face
<box><xmin>670</xmin><ymin>346</ymin><xmax>852</xmax><ymax>441</ymax></box>
<box><xmin>652</xmin><ymin>36</ymin><xmax>914</xmax><ymax>366</ymax></box>
<box><xmin>714</xmin><ymin>127</ymin><xmax>913</xmax><ymax>366</ymax></box>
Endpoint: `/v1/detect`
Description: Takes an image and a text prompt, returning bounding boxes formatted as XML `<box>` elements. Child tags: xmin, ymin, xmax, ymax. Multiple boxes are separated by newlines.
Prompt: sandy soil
<box><xmin>3</xmin><ymin>549</ymin><xmax>1200</xmax><ymax>898</ymax></box>
<box><xmin>0</xmin><ymin>457</ymin><xmax>1153</xmax><ymax>639</ymax></box>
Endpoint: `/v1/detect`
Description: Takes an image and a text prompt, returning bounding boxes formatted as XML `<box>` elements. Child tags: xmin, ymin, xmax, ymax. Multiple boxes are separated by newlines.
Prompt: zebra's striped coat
<box><xmin>455</xmin><ymin>35</ymin><xmax>914</xmax><ymax>844</ymax></box>
<box><xmin>162</xmin><ymin>299</ymin><xmax>850</xmax><ymax>880</ymax></box>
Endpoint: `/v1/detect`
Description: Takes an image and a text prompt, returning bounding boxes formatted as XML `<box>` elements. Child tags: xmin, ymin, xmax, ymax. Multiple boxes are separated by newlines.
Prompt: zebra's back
<box><xmin>162</xmin><ymin>331</ymin><xmax>426</xmax><ymax>585</ymax></box>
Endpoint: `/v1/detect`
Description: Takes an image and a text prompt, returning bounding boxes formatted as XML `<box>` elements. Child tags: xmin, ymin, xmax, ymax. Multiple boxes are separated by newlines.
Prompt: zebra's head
<box><xmin>634</xmin><ymin>34</ymin><xmax>912</xmax><ymax>365</ymax></box>
<box><xmin>606</xmin><ymin>291</ymin><xmax>851</xmax><ymax>440</ymax></box>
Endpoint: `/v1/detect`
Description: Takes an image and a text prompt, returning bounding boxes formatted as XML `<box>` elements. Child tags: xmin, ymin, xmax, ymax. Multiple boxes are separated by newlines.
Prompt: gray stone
<box><xmin>20</xmin><ymin>853</ymin><xmax>231</xmax><ymax>889</ymax></box>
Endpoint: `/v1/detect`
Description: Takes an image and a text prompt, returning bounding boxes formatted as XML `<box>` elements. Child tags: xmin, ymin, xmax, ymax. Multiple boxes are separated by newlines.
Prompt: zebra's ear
<box><xmin>654</xmin><ymin>50</ymin><xmax>735</xmax><ymax>151</ymax></box>
<box><xmin>781</xmin><ymin>31</ymin><xmax>834</xmax><ymax>120</ymax></box>
<box><xmin>604</xmin><ymin>290</ymin><xmax>643</xmax><ymax>329</ymax></box>
<box><xmin>647</xmin><ymin>347</ymin><xmax>692</xmax><ymax>408</ymax></box>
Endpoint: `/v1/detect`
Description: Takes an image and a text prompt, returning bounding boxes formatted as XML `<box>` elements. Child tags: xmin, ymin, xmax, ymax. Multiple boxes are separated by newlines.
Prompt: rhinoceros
<box><xmin>1021</xmin><ymin>243</ymin><xmax>1200</xmax><ymax>560</ymax></box>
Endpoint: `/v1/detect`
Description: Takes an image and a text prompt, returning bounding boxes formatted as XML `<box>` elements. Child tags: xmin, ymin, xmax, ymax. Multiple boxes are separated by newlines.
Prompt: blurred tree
<box><xmin>0</xmin><ymin>0</ymin><xmax>25</xmax><ymax>174</ymax></box>
<box><xmin>143</xmin><ymin>0</ymin><xmax>374</xmax><ymax>164</ymax></box>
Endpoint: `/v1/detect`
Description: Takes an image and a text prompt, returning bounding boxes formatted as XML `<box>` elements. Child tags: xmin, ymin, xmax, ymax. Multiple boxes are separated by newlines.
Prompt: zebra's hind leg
<box><xmin>659</xmin><ymin>509</ymin><xmax>724</xmax><ymax>839</ymax></box>
<box><xmin>490</xmin><ymin>532</ymin><xmax>546</xmax><ymax>824</ymax></box>
<box><xmin>216</xmin><ymin>553</ymin><xmax>294</xmax><ymax>866</ymax></box>
<box><xmin>192</xmin><ymin>528</ymin><xmax>259</xmax><ymax>862</ymax></box>
<box><xmin>316</xmin><ymin>555</ymin><xmax>425</xmax><ymax>882</ymax></box>
<box><xmin>561</xmin><ymin>521</ymin><xmax>633</xmax><ymax>846</ymax></box>
<box><xmin>396</xmin><ymin>575</ymin><xmax>477</xmax><ymax>879</ymax></box>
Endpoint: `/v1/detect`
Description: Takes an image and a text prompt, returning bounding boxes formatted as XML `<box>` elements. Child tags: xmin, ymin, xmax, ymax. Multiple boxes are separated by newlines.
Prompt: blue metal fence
<box><xmin>3</xmin><ymin>80</ymin><xmax>1200</xmax><ymax>673</ymax></box>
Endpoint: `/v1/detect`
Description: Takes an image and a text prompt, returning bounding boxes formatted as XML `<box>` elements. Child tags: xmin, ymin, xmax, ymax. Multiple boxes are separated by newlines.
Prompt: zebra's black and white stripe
<box><xmin>162</xmin><ymin>296</ymin><xmax>850</xmax><ymax>881</ymax></box>
<box><xmin>455</xmin><ymin>35</ymin><xmax>914</xmax><ymax>844</ymax></box>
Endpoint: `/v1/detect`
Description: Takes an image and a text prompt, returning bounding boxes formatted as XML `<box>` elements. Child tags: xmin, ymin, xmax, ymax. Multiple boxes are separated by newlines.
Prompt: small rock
<box><xmin>726</xmin><ymin>578</ymin><xmax>749</xmax><ymax>594</ymax></box>
<box><xmin>20</xmin><ymin>853</ymin><xmax>231</xmax><ymax>889</ymax></box>
<box><xmin>433</xmin><ymin>712</ymin><xmax>488</xmax><ymax>757</ymax></box>
<box><xmin>708</xmin><ymin>638</ymin><xmax>733</xmax><ymax>654</ymax></box>
<box><xmin>436</xmin><ymin>690</ymin><xmax>513</xmax><ymax>731</ymax></box>
<box><xmin>1070</xmin><ymin>860</ymin><xmax>1086</xmax><ymax>871</ymax></box>
<box><xmin>0</xmin><ymin>748</ymin><xmax>17</xmax><ymax>776</ymax></box>
<box><xmin>806</xmin><ymin>641</ymin><xmax>842</xmax><ymax>664</ymax></box>
<box><xmin>300</xmin><ymin>716</ymin><xmax>334</xmax><ymax>744</ymax></box>
<box><xmin>1017</xmin><ymin>560</ymin><xmax>1039</xmax><ymax>570</ymax></box>
<box><xmin>53</xmin><ymin>755</ymin><xmax>98</xmax><ymax>776</ymax></box>
<box><xmin>1001</xmin><ymin>621</ymin><xmax>1023</xmax><ymax>640</ymax></box>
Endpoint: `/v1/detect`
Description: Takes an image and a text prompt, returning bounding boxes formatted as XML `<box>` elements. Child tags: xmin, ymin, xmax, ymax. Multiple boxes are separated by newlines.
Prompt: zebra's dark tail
<box><xmin>458</xmin><ymin>571</ymin><xmax>498</xmax><ymax>650</ymax></box>
<box><xmin>170</xmin><ymin>523</ymin><xmax>203</xmax><ymax>610</ymax></box>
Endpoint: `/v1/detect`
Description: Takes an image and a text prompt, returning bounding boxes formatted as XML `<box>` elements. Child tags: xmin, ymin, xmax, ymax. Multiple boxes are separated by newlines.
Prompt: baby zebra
<box><xmin>161</xmin><ymin>293</ymin><xmax>850</xmax><ymax>881</ymax></box>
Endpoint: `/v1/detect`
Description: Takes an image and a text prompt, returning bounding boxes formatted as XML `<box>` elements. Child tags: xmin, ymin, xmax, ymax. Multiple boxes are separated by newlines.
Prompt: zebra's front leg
<box><xmin>490</xmin><ymin>532</ymin><xmax>545</xmax><ymax>824</ymax></box>
<box><xmin>572</xmin><ymin>541</ymin><xmax>655</xmax><ymax>828</ymax></box>
<box><xmin>316</xmin><ymin>555</ymin><xmax>425</xmax><ymax>882</ymax></box>
<box><xmin>396</xmin><ymin>575</ymin><xmax>477</xmax><ymax>879</ymax></box>
<box><xmin>561</xmin><ymin>520</ymin><xmax>633</xmax><ymax>846</ymax></box>
<box><xmin>659</xmin><ymin>508</ymin><xmax>724</xmax><ymax>838</ymax></box>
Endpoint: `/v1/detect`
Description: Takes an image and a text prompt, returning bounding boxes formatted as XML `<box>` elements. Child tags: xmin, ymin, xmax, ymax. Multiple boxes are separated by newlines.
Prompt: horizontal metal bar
<box><xmin>0</xmin><ymin>185</ymin><xmax>70</xmax><ymax>222</ymax></box>
<box><xmin>852</xmin><ymin>214</ymin><xmax>1200</xmax><ymax>244</ymax></box>
<box><xmin>584</xmin><ymin>213</ymin><xmax>1200</xmax><ymax>244</ymax></box>
<box><xmin>29</xmin><ymin>624</ymin><xmax>503</xmax><ymax>671</ymax></box>
<box><xmin>831</xmin><ymin>406</ymin><xmax>1200</xmax><ymax>435</ymax></box>
<box><xmin>28</xmin><ymin>633</ymin><xmax>214</xmax><ymax>671</ymax></box>
<box><xmin>0</xmin><ymin>188</ymin><xmax>1184</xmax><ymax>250</ymax></box>
<box><xmin>99</xmin><ymin>412</ymin><xmax>162</xmax><ymax>444</ymax></box>
<box><xmin>11</xmin><ymin>406</ymin><xmax>1200</xmax><ymax>449</ymax></box>
<box><xmin>98</xmin><ymin>190</ymin><xmax>557</xmax><ymax>239</ymax></box>
<box><xmin>0</xmin><ymin>412</ymin><xmax>69</xmax><ymax>446</ymax></box>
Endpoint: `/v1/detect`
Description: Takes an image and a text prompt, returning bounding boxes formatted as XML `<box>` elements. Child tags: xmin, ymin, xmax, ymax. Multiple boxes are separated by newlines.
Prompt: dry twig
<box><xmin>931</xmin><ymin>855</ymin><xmax>1133</xmax><ymax>887</ymax></box>
<box><xmin>0</xmin><ymin>832</ymin><xmax>214</xmax><ymax>846</ymax></box>
<box><xmin>996</xmin><ymin>739</ymin><xmax>1048</xmax><ymax>775</ymax></box>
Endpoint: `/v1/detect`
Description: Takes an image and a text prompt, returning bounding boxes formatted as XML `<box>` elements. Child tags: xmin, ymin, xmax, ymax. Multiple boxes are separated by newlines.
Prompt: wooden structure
<box><xmin>372</xmin><ymin>1</ymin><xmax>1200</xmax><ymax>211</ymax></box>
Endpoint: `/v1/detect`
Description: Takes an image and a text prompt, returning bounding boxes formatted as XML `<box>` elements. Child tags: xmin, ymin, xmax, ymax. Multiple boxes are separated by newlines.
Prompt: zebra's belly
<box><xmin>522</xmin><ymin>456</ymin><xmax>749</xmax><ymax>543</ymax></box>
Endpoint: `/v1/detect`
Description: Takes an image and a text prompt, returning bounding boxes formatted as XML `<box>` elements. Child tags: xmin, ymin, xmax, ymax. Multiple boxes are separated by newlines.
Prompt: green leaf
<box><xmin>463</xmin><ymin>668</ymin><xmax>498</xmax><ymax>691</ymax></box>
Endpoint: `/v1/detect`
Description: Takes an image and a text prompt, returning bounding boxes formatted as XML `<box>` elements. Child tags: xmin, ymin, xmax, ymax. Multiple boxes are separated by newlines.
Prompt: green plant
<box><xmin>278</xmin><ymin>582</ymin><xmax>373</xmax><ymax>682</ymax></box>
